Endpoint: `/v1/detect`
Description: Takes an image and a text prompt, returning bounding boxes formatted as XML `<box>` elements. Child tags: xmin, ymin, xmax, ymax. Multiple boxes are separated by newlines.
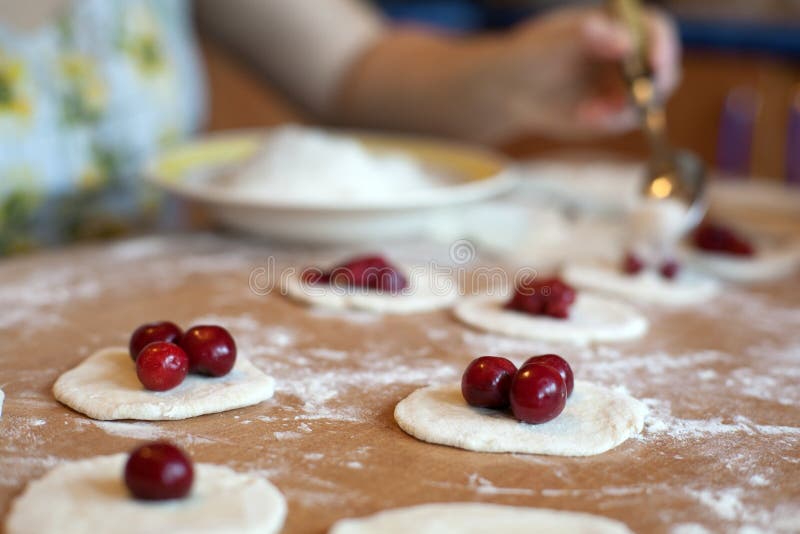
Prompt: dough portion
<box><xmin>453</xmin><ymin>295</ymin><xmax>648</xmax><ymax>345</ymax></box>
<box><xmin>5</xmin><ymin>454</ymin><xmax>286</xmax><ymax>534</ymax></box>
<box><xmin>394</xmin><ymin>382</ymin><xmax>646</xmax><ymax>456</ymax></box>
<box><xmin>681</xmin><ymin>238</ymin><xmax>800</xmax><ymax>282</ymax></box>
<box><xmin>330</xmin><ymin>502</ymin><xmax>632</xmax><ymax>534</ymax></box>
<box><xmin>562</xmin><ymin>263</ymin><xmax>720</xmax><ymax>306</ymax></box>
<box><xmin>53</xmin><ymin>347</ymin><xmax>275</xmax><ymax>421</ymax></box>
<box><xmin>284</xmin><ymin>266</ymin><xmax>458</xmax><ymax>314</ymax></box>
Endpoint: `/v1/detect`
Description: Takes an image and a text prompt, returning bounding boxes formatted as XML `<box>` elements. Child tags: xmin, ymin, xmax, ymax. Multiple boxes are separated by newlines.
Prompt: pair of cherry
<box><xmin>622</xmin><ymin>252</ymin><xmax>681</xmax><ymax>280</ymax></box>
<box><xmin>505</xmin><ymin>278</ymin><xmax>577</xmax><ymax>320</ymax></box>
<box><xmin>694</xmin><ymin>223</ymin><xmax>754</xmax><ymax>257</ymax></box>
<box><xmin>130</xmin><ymin>321</ymin><xmax>236</xmax><ymax>391</ymax></box>
<box><xmin>301</xmin><ymin>254</ymin><xmax>407</xmax><ymax>292</ymax></box>
<box><xmin>461</xmin><ymin>354</ymin><xmax>574</xmax><ymax>424</ymax></box>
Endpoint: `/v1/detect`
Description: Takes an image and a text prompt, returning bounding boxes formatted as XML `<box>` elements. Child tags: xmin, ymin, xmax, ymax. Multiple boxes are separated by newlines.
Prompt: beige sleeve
<box><xmin>196</xmin><ymin>0</ymin><xmax>386</xmax><ymax>116</ymax></box>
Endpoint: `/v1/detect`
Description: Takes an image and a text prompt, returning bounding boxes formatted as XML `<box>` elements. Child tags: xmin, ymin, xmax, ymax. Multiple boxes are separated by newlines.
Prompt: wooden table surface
<box><xmin>1</xmin><ymin>232</ymin><xmax>799</xmax><ymax>533</ymax></box>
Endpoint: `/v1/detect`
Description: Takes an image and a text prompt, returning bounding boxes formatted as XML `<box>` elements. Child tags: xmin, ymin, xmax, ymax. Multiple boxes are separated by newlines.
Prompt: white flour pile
<box><xmin>231</xmin><ymin>126</ymin><xmax>443</xmax><ymax>204</ymax></box>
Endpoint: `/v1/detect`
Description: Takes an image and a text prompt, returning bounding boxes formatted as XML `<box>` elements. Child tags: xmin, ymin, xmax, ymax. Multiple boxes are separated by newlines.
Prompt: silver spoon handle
<box><xmin>608</xmin><ymin>0</ymin><xmax>651</xmax><ymax>82</ymax></box>
<box><xmin>607</xmin><ymin>0</ymin><xmax>672</xmax><ymax>164</ymax></box>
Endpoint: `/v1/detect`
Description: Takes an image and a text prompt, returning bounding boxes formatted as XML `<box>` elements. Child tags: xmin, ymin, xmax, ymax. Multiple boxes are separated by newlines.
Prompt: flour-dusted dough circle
<box><xmin>329</xmin><ymin>502</ymin><xmax>632</xmax><ymax>534</ymax></box>
<box><xmin>395</xmin><ymin>382</ymin><xmax>646</xmax><ymax>456</ymax></box>
<box><xmin>284</xmin><ymin>266</ymin><xmax>458</xmax><ymax>314</ymax></box>
<box><xmin>681</xmin><ymin>238</ymin><xmax>800</xmax><ymax>282</ymax></box>
<box><xmin>5</xmin><ymin>454</ymin><xmax>286</xmax><ymax>534</ymax></box>
<box><xmin>53</xmin><ymin>347</ymin><xmax>275</xmax><ymax>420</ymax></box>
<box><xmin>562</xmin><ymin>263</ymin><xmax>720</xmax><ymax>306</ymax></box>
<box><xmin>453</xmin><ymin>295</ymin><xmax>648</xmax><ymax>345</ymax></box>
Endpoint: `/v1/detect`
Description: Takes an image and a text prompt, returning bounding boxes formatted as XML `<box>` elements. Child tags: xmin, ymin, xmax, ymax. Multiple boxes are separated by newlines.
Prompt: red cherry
<box><xmin>180</xmin><ymin>325</ymin><xmax>237</xmax><ymax>377</ymax></box>
<box><xmin>124</xmin><ymin>442</ymin><xmax>194</xmax><ymax>501</ymax></box>
<box><xmin>510</xmin><ymin>363</ymin><xmax>567</xmax><ymax>424</ymax></box>
<box><xmin>729</xmin><ymin>240</ymin><xmax>755</xmax><ymax>256</ymax></box>
<box><xmin>505</xmin><ymin>286</ymin><xmax>545</xmax><ymax>315</ymax></box>
<box><xmin>129</xmin><ymin>321</ymin><xmax>183</xmax><ymax>361</ymax></box>
<box><xmin>135</xmin><ymin>342</ymin><xmax>189</xmax><ymax>391</ymax></box>
<box><xmin>505</xmin><ymin>277</ymin><xmax>576</xmax><ymax>319</ymax></box>
<box><xmin>622</xmin><ymin>252</ymin><xmax>645</xmax><ymax>275</ymax></box>
<box><xmin>329</xmin><ymin>255</ymin><xmax>408</xmax><ymax>292</ymax></box>
<box><xmin>461</xmin><ymin>356</ymin><xmax>518</xmax><ymax>409</ymax></box>
<box><xmin>544</xmin><ymin>298</ymin><xmax>571</xmax><ymax>320</ymax></box>
<box><xmin>523</xmin><ymin>354</ymin><xmax>574</xmax><ymax>397</ymax></box>
<box><xmin>659</xmin><ymin>259</ymin><xmax>680</xmax><ymax>280</ymax></box>
<box><xmin>693</xmin><ymin>223</ymin><xmax>754</xmax><ymax>257</ymax></box>
<box><xmin>300</xmin><ymin>268</ymin><xmax>330</xmax><ymax>285</ymax></box>
<box><xmin>301</xmin><ymin>255</ymin><xmax>407</xmax><ymax>291</ymax></box>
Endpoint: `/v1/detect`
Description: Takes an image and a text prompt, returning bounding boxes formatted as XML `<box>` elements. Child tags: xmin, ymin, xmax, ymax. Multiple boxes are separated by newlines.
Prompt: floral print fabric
<box><xmin>0</xmin><ymin>0</ymin><xmax>204</xmax><ymax>254</ymax></box>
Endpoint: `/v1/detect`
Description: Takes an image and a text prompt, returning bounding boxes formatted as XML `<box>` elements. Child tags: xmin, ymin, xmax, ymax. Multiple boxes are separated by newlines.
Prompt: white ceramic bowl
<box><xmin>146</xmin><ymin>129</ymin><xmax>518</xmax><ymax>244</ymax></box>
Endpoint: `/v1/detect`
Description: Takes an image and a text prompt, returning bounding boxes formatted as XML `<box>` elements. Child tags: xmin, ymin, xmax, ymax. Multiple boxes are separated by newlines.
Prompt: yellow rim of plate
<box><xmin>152</xmin><ymin>131</ymin><xmax>507</xmax><ymax>186</ymax></box>
<box><xmin>154</xmin><ymin>135</ymin><xmax>261</xmax><ymax>184</ymax></box>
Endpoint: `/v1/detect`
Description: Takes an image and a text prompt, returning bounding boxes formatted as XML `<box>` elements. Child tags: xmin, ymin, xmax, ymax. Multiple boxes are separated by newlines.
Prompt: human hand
<box><xmin>336</xmin><ymin>5</ymin><xmax>680</xmax><ymax>144</ymax></box>
<box><xmin>452</xmin><ymin>5</ymin><xmax>681</xmax><ymax>142</ymax></box>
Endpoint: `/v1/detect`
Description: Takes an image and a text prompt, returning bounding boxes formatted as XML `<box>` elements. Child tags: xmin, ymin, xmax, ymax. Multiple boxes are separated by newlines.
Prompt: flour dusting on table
<box><xmin>1</xmin><ymin>233</ymin><xmax>799</xmax><ymax>532</ymax></box>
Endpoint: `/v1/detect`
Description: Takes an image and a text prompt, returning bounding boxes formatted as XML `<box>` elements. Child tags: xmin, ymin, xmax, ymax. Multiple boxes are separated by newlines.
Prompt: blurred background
<box><xmin>2</xmin><ymin>0</ymin><xmax>799</xmax><ymax>255</ymax></box>
<box><xmin>203</xmin><ymin>0</ymin><xmax>800</xmax><ymax>184</ymax></box>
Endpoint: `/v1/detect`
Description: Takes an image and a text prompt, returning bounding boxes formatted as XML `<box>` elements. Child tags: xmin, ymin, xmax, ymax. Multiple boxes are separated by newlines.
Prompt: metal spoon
<box><xmin>609</xmin><ymin>0</ymin><xmax>707</xmax><ymax>230</ymax></box>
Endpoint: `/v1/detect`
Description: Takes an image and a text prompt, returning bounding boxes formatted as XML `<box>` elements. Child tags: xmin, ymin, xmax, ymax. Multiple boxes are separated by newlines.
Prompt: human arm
<box><xmin>197</xmin><ymin>1</ymin><xmax>681</xmax><ymax>144</ymax></box>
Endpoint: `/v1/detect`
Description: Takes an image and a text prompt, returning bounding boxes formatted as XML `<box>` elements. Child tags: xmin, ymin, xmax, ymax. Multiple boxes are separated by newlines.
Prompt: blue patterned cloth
<box><xmin>0</xmin><ymin>0</ymin><xmax>204</xmax><ymax>254</ymax></box>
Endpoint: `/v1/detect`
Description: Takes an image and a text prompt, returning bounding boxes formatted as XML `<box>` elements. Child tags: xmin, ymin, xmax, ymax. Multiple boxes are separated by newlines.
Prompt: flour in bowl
<box><xmin>231</xmin><ymin>126</ymin><xmax>443</xmax><ymax>204</ymax></box>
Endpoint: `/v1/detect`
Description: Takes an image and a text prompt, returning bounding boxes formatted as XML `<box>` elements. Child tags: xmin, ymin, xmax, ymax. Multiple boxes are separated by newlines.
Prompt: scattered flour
<box><xmin>540</xmin><ymin>486</ymin><xmax>650</xmax><ymax>498</ymax></box>
<box><xmin>670</xmin><ymin>524</ymin><xmax>712</xmax><ymax>534</ymax></box>
<box><xmin>272</xmin><ymin>362</ymin><xmax>457</xmax><ymax>422</ymax></box>
<box><xmin>307</xmin><ymin>348</ymin><xmax>349</xmax><ymax>361</ymax></box>
<box><xmin>0</xmin><ymin>267</ymin><xmax>101</xmax><ymax>331</ymax></box>
<box><xmin>81</xmin><ymin>420</ymin><xmax>222</xmax><ymax>447</ymax></box>
<box><xmin>696</xmin><ymin>290</ymin><xmax>800</xmax><ymax>335</ymax></box>
<box><xmin>643</xmin><ymin>399</ymin><xmax>800</xmax><ymax>441</ymax></box>
<box><xmin>459</xmin><ymin>329</ymin><xmax>588</xmax><ymax>359</ymax></box>
<box><xmin>3</xmin><ymin>231</ymin><xmax>799</xmax><ymax>531</ymax></box>
<box><xmin>427</xmin><ymin>474</ymin><xmax>536</xmax><ymax>496</ymax></box>
<box><xmin>696</xmin><ymin>369</ymin><xmax>717</xmax><ymax>381</ymax></box>
<box><xmin>0</xmin><ymin>235</ymin><xmax>256</xmax><ymax>333</ymax></box>
<box><xmin>685</xmin><ymin>488</ymin><xmax>748</xmax><ymax>522</ymax></box>
<box><xmin>274</xmin><ymin>431</ymin><xmax>305</xmax><ymax>441</ymax></box>
<box><xmin>467</xmin><ymin>473</ymin><xmax>536</xmax><ymax>496</ymax></box>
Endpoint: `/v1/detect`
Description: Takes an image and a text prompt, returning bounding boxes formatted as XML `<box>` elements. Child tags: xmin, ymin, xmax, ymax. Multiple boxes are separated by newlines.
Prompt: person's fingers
<box><xmin>576</xmin><ymin>92</ymin><xmax>632</xmax><ymax>124</ymax></box>
<box><xmin>581</xmin><ymin>12</ymin><xmax>632</xmax><ymax>61</ymax></box>
<box><xmin>646</xmin><ymin>8</ymin><xmax>682</xmax><ymax>97</ymax></box>
<box><xmin>580</xmin><ymin>7</ymin><xmax>681</xmax><ymax>96</ymax></box>
<box><xmin>576</xmin><ymin>93</ymin><xmax>637</xmax><ymax>132</ymax></box>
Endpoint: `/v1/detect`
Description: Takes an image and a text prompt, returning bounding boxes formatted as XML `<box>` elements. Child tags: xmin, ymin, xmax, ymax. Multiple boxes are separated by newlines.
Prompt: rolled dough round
<box><xmin>329</xmin><ymin>502</ymin><xmax>632</xmax><ymax>533</ymax></box>
<box><xmin>562</xmin><ymin>263</ymin><xmax>720</xmax><ymax>306</ymax></box>
<box><xmin>5</xmin><ymin>454</ymin><xmax>286</xmax><ymax>534</ymax></box>
<box><xmin>53</xmin><ymin>347</ymin><xmax>275</xmax><ymax>421</ymax></box>
<box><xmin>284</xmin><ymin>266</ymin><xmax>458</xmax><ymax>314</ymax></box>
<box><xmin>681</xmin><ymin>238</ymin><xmax>800</xmax><ymax>282</ymax></box>
<box><xmin>394</xmin><ymin>382</ymin><xmax>646</xmax><ymax>456</ymax></box>
<box><xmin>453</xmin><ymin>295</ymin><xmax>648</xmax><ymax>345</ymax></box>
